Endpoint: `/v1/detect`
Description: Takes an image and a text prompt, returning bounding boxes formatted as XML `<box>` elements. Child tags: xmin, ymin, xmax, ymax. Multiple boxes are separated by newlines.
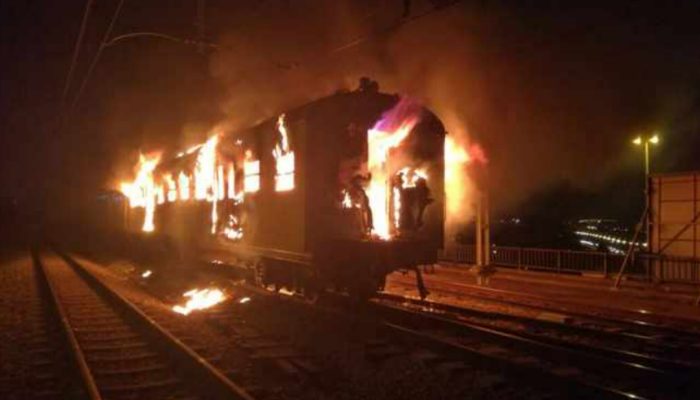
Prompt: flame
<box><xmin>193</xmin><ymin>135</ymin><xmax>221</xmax><ymax>234</ymax></box>
<box><xmin>224</xmin><ymin>215</ymin><xmax>243</xmax><ymax>240</ymax></box>
<box><xmin>445</xmin><ymin>135</ymin><xmax>486</xmax><ymax>225</ymax></box>
<box><xmin>398</xmin><ymin>167</ymin><xmax>428</xmax><ymax>188</ymax></box>
<box><xmin>172</xmin><ymin>288</ymin><xmax>226</xmax><ymax>315</ymax></box>
<box><xmin>273</xmin><ymin>114</ymin><xmax>295</xmax><ymax>192</ymax></box>
<box><xmin>341</xmin><ymin>190</ymin><xmax>353</xmax><ymax>208</ymax></box>
<box><xmin>178</xmin><ymin>172</ymin><xmax>191</xmax><ymax>200</ymax></box>
<box><xmin>217</xmin><ymin>165</ymin><xmax>225</xmax><ymax>200</ymax></box>
<box><xmin>164</xmin><ymin>174</ymin><xmax>177</xmax><ymax>202</ymax></box>
<box><xmin>227</xmin><ymin>162</ymin><xmax>235</xmax><ymax>199</ymax></box>
<box><xmin>367</xmin><ymin>116</ymin><xmax>419</xmax><ymax>239</ymax></box>
<box><xmin>244</xmin><ymin>150</ymin><xmax>260</xmax><ymax>193</ymax></box>
<box><xmin>120</xmin><ymin>153</ymin><xmax>161</xmax><ymax>232</ymax></box>
<box><xmin>176</xmin><ymin>143</ymin><xmax>203</xmax><ymax>158</ymax></box>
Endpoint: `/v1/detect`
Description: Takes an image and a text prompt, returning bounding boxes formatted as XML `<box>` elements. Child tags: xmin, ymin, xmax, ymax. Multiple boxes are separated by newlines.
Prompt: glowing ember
<box><xmin>244</xmin><ymin>150</ymin><xmax>260</xmax><ymax>193</ymax></box>
<box><xmin>367</xmin><ymin>115</ymin><xmax>419</xmax><ymax>239</ymax></box>
<box><xmin>120</xmin><ymin>152</ymin><xmax>161</xmax><ymax>232</ymax></box>
<box><xmin>141</xmin><ymin>270</ymin><xmax>152</xmax><ymax>278</ymax></box>
<box><xmin>273</xmin><ymin>114</ymin><xmax>295</xmax><ymax>192</ymax></box>
<box><xmin>239</xmin><ymin>296</ymin><xmax>251</xmax><ymax>304</ymax></box>
<box><xmin>172</xmin><ymin>288</ymin><xmax>226</xmax><ymax>315</ymax></box>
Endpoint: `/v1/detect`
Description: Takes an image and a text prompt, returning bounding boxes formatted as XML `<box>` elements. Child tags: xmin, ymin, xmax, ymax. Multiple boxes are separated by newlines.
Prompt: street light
<box><xmin>632</xmin><ymin>133</ymin><xmax>660</xmax><ymax>175</ymax></box>
<box><xmin>632</xmin><ymin>132</ymin><xmax>660</xmax><ymax>249</ymax></box>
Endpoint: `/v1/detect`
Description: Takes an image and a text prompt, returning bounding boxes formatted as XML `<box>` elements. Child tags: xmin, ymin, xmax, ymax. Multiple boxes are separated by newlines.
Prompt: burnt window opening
<box><xmin>244</xmin><ymin>150</ymin><xmax>260</xmax><ymax>193</ymax></box>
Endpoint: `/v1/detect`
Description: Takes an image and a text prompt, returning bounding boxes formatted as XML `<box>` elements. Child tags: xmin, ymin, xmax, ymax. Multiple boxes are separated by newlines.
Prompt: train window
<box><xmin>274</xmin><ymin>153</ymin><xmax>294</xmax><ymax>192</ymax></box>
<box><xmin>274</xmin><ymin>114</ymin><xmax>295</xmax><ymax>192</ymax></box>
<box><xmin>244</xmin><ymin>150</ymin><xmax>260</xmax><ymax>193</ymax></box>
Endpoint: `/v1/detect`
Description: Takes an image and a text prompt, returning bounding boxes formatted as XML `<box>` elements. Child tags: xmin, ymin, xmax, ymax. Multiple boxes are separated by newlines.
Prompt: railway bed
<box><xmin>36</xmin><ymin>251</ymin><xmax>253</xmax><ymax>400</ymax></box>
<box><xmin>61</xmin><ymin>254</ymin><xmax>576</xmax><ymax>399</ymax></box>
<box><xmin>0</xmin><ymin>250</ymin><xmax>83</xmax><ymax>399</ymax></box>
<box><xmin>389</xmin><ymin>272</ymin><xmax>700</xmax><ymax>344</ymax></box>
<box><xmin>47</xmin><ymin>253</ymin><xmax>699</xmax><ymax>399</ymax></box>
<box><xmin>406</xmin><ymin>267</ymin><xmax>700</xmax><ymax>335</ymax></box>
<box><xmin>369</xmin><ymin>290</ymin><xmax>697</xmax><ymax>399</ymax></box>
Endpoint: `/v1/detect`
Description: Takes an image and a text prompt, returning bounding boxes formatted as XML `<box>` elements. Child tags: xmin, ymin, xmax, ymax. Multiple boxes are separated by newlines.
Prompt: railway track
<box><xmin>409</xmin><ymin>268</ymin><xmax>700</xmax><ymax>336</ymax></box>
<box><xmin>377</xmin><ymin>290</ymin><xmax>700</xmax><ymax>372</ymax></box>
<box><xmin>61</xmin><ymin>255</ymin><xmax>568</xmax><ymax>399</ymax></box>
<box><xmin>41</xmin><ymin>253</ymin><xmax>698</xmax><ymax>399</ymax></box>
<box><xmin>227</xmin><ymin>282</ymin><xmax>677</xmax><ymax>399</ymax></box>
<box><xmin>0</xmin><ymin>250</ymin><xmax>84</xmax><ymax>399</ymax></box>
<box><xmin>389</xmin><ymin>272</ymin><xmax>700</xmax><ymax>349</ymax></box>
<box><xmin>369</xmin><ymin>290</ymin><xmax>697</xmax><ymax>399</ymax></box>
<box><xmin>36</xmin><ymin>251</ymin><xmax>254</xmax><ymax>400</ymax></box>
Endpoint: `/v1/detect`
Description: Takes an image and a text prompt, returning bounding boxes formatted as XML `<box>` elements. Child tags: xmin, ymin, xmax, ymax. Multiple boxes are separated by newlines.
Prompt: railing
<box><xmin>440</xmin><ymin>245</ymin><xmax>700</xmax><ymax>284</ymax></box>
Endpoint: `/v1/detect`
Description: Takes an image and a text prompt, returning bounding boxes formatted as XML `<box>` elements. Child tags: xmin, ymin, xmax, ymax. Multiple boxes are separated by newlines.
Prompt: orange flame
<box><xmin>445</xmin><ymin>135</ymin><xmax>486</xmax><ymax>224</ymax></box>
<box><xmin>367</xmin><ymin>117</ymin><xmax>418</xmax><ymax>239</ymax></box>
<box><xmin>120</xmin><ymin>153</ymin><xmax>161</xmax><ymax>232</ymax></box>
<box><xmin>273</xmin><ymin>114</ymin><xmax>295</xmax><ymax>192</ymax></box>
<box><xmin>172</xmin><ymin>288</ymin><xmax>226</xmax><ymax>315</ymax></box>
<box><xmin>244</xmin><ymin>150</ymin><xmax>260</xmax><ymax>193</ymax></box>
<box><xmin>178</xmin><ymin>171</ymin><xmax>191</xmax><ymax>200</ymax></box>
<box><xmin>227</xmin><ymin>162</ymin><xmax>235</xmax><ymax>199</ymax></box>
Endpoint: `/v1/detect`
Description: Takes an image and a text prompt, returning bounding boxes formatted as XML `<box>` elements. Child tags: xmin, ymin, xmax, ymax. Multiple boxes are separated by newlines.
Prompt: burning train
<box><xmin>120</xmin><ymin>84</ymin><xmax>448</xmax><ymax>298</ymax></box>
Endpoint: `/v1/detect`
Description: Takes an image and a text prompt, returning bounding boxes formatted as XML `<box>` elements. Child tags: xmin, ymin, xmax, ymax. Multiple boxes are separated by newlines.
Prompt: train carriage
<box><xmin>124</xmin><ymin>84</ymin><xmax>446</xmax><ymax>298</ymax></box>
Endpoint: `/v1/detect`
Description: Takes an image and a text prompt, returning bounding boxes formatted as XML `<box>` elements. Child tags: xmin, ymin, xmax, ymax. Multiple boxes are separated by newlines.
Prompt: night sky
<box><xmin>2</xmin><ymin>0</ymin><xmax>700</xmax><ymax>221</ymax></box>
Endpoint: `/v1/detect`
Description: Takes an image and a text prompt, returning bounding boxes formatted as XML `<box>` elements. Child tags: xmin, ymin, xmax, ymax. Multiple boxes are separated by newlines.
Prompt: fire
<box><xmin>164</xmin><ymin>174</ymin><xmax>177</xmax><ymax>202</ymax></box>
<box><xmin>227</xmin><ymin>162</ymin><xmax>235</xmax><ymax>199</ymax></box>
<box><xmin>367</xmin><ymin>116</ymin><xmax>419</xmax><ymax>239</ymax></box>
<box><xmin>273</xmin><ymin>114</ymin><xmax>295</xmax><ymax>192</ymax></box>
<box><xmin>341</xmin><ymin>189</ymin><xmax>353</xmax><ymax>208</ymax></box>
<box><xmin>444</xmin><ymin>135</ymin><xmax>486</xmax><ymax>225</ymax></box>
<box><xmin>120</xmin><ymin>152</ymin><xmax>161</xmax><ymax>232</ymax></box>
<box><xmin>244</xmin><ymin>150</ymin><xmax>260</xmax><ymax>193</ymax></box>
<box><xmin>172</xmin><ymin>288</ymin><xmax>226</xmax><ymax>315</ymax></box>
<box><xmin>178</xmin><ymin>171</ymin><xmax>191</xmax><ymax>200</ymax></box>
<box><xmin>192</xmin><ymin>135</ymin><xmax>221</xmax><ymax>234</ymax></box>
<box><xmin>224</xmin><ymin>215</ymin><xmax>243</xmax><ymax>240</ymax></box>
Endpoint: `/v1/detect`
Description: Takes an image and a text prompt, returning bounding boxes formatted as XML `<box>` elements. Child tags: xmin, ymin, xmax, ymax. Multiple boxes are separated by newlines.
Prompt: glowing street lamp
<box><xmin>632</xmin><ymin>132</ymin><xmax>660</xmax><ymax>248</ymax></box>
<box><xmin>632</xmin><ymin>133</ymin><xmax>660</xmax><ymax>175</ymax></box>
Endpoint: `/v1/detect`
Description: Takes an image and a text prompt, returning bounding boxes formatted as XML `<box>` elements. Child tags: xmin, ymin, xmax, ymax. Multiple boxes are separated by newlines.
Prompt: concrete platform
<box><xmin>385</xmin><ymin>263</ymin><xmax>700</xmax><ymax>323</ymax></box>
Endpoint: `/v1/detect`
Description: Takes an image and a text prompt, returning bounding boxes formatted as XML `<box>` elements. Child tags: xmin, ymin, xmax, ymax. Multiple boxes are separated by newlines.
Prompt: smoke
<box><xmin>209</xmin><ymin>1</ymin><xmax>491</xmax><ymax>226</ymax></box>
<box><xmin>204</xmin><ymin>0</ymin><xmax>699</xmax><ymax>224</ymax></box>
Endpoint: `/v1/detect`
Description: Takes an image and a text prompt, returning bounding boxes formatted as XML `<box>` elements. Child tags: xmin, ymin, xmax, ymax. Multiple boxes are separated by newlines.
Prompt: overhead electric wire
<box><xmin>60</xmin><ymin>0</ymin><xmax>94</xmax><ymax>109</ymax></box>
<box><xmin>70</xmin><ymin>0</ymin><xmax>125</xmax><ymax>112</ymax></box>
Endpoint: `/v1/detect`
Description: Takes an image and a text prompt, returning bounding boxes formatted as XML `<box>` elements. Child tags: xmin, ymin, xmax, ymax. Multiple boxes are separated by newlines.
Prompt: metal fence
<box><xmin>440</xmin><ymin>245</ymin><xmax>700</xmax><ymax>284</ymax></box>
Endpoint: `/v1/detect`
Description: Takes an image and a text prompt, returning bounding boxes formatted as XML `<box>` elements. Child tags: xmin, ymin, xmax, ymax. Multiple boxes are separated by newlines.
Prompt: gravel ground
<box><xmin>0</xmin><ymin>251</ymin><xmax>84</xmax><ymax>399</ymax></box>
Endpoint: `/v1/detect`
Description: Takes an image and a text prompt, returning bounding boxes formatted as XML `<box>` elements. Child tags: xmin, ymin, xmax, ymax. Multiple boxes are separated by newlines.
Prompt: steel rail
<box><xmin>369</xmin><ymin>299</ymin><xmax>662</xmax><ymax>400</ymax></box>
<box><xmin>230</xmin><ymin>281</ymin><xmax>651</xmax><ymax>400</ymax></box>
<box><xmin>376</xmin><ymin>291</ymin><xmax>699</xmax><ymax>373</ymax></box>
<box><xmin>33</xmin><ymin>249</ymin><xmax>102</xmax><ymax>400</ymax></box>
<box><xmin>51</xmin><ymin>250</ymin><xmax>256</xmax><ymax>400</ymax></box>
<box><xmin>393</xmin><ymin>273</ymin><xmax>700</xmax><ymax>338</ymax></box>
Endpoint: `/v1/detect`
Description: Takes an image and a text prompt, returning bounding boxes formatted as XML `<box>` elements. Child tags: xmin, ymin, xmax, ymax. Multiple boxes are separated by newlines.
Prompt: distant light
<box><xmin>633</xmin><ymin>136</ymin><xmax>642</xmax><ymax>145</ymax></box>
<box><xmin>649</xmin><ymin>134</ymin><xmax>660</xmax><ymax>145</ymax></box>
<box><xmin>142</xmin><ymin>270</ymin><xmax>152</xmax><ymax>278</ymax></box>
<box><xmin>239</xmin><ymin>296</ymin><xmax>251</xmax><ymax>304</ymax></box>
<box><xmin>211</xmin><ymin>259</ymin><xmax>224</xmax><ymax>265</ymax></box>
